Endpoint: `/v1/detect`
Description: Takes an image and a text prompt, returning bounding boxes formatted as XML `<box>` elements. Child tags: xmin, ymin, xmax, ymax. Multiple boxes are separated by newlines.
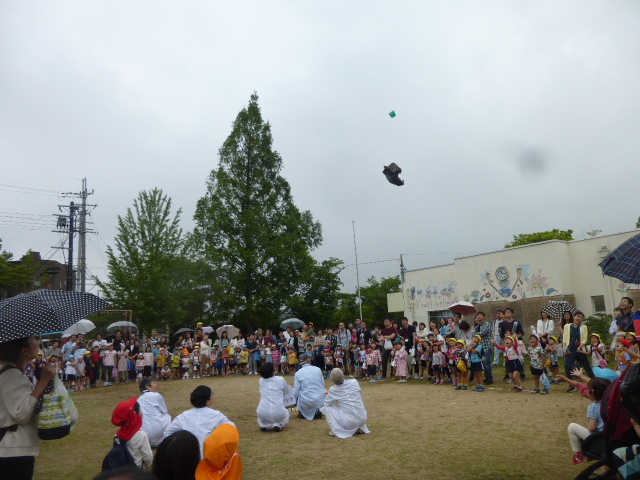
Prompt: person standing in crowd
<box><xmin>293</xmin><ymin>353</ymin><xmax>326</xmax><ymax>420</ymax></box>
<box><xmin>91</xmin><ymin>333</ymin><xmax>108</xmax><ymax>384</ymax></box>
<box><xmin>492</xmin><ymin>310</ymin><xmax>503</xmax><ymax>366</ymax></box>
<box><xmin>499</xmin><ymin>308</ymin><xmax>525</xmax><ymax>380</ymax></box>
<box><xmin>617</xmin><ymin>297</ymin><xmax>636</xmax><ymax>333</ymax></box>
<box><xmin>245</xmin><ymin>334</ymin><xmax>259</xmax><ymax>375</ymax></box>
<box><xmin>380</xmin><ymin>318</ymin><xmax>397</xmax><ymax>378</ymax></box>
<box><xmin>336</xmin><ymin>323</ymin><xmax>349</xmax><ymax>352</ymax></box>
<box><xmin>536</xmin><ymin>311</ymin><xmax>555</xmax><ymax>348</ymax></box>
<box><xmin>473</xmin><ymin>312</ymin><xmax>493</xmax><ymax>384</ymax></box>
<box><xmin>256</xmin><ymin>362</ymin><xmax>289</xmax><ymax>432</ymax></box>
<box><xmin>164</xmin><ymin>385</ymin><xmax>234</xmax><ymax>458</ymax></box>
<box><xmin>138</xmin><ymin>379</ymin><xmax>172</xmax><ymax>448</ymax></box>
<box><xmin>0</xmin><ymin>336</ymin><xmax>56</xmax><ymax>480</ymax></box>
<box><xmin>563</xmin><ymin>311</ymin><xmax>594</xmax><ymax>390</ymax></box>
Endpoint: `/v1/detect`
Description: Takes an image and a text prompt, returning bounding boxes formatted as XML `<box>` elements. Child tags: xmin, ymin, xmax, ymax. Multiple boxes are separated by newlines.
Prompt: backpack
<box><xmin>621</xmin><ymin>362</ymin><xmax>640</xmax><ymax>425</ymax></box>
<box><xmin>102</xmin><ymin>436</ymin><xmax>136</xmax><ymax>471</ymax></box>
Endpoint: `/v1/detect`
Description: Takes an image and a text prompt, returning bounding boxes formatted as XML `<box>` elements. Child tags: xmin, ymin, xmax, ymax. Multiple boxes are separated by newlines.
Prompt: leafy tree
<box><xmin>96</xmin><ymin>189</ymin><xmax>188</xmax><ymax>335</ymax></box>
<box><xmin>504</xmin><ymin>229</ymin><xmax>573</xmax><ymax>248</ymax></box>
<box><xmin>636</xmin><ymin>217</ymin><xmax>640</xmax><ymax>229</ymax></box>
<box><xmin>359</xmin><ymin>275</ymin><xmax>402</xmax><ymax>326</ymax></box>
<box><xmin>286</xmin><ymin>258</ymin><xmax>344</xmax><ymax>327</ymax></box>
<box><xmin>191</xmin><ymin>93</ymin><xmax>323</xmax><ymax>333</ymax></box>
<box><xmin>0</xmin><ymin>240</ymin><xmax>42</xmax><ymax>300</ymax></box>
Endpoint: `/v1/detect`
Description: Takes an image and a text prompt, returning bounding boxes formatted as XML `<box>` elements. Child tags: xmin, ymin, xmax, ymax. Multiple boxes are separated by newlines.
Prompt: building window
<box><xmin>429</xmin><ymin>310</ymin><xmax>451</xmax><ymax>325</ymax></box>
<box><xmin>592</xmin><ymin>295</ymin><xmax>606</xmax><ymax>313</ymax></box>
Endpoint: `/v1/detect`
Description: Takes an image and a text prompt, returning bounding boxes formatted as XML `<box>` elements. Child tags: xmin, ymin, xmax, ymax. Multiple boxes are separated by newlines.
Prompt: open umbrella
<box><xmin>448</xmin><ymin>301</ymin><xmax>477</xmax><ymax>317</ymax></box>
<box><xmin>216</xmin><ymin>325</ymin><xmax>240</xmax><ymax>339</ymax></box>
<box><xmin>202</xmin><ymin>326</ymin><xmax>214</xmax><ymax>335</ymax></box>
<box><xmin>280</xmin><ymin>318</ymin><xmax>305</xmax><ymax>330</ymax></box>
<box><xmin>599</xmin><ymin>233</ymin><xmax>640</xmax><ymax>285</ymax></box>
<box><xmin>63</xmin><ymin>319</ymin><xmax>96</xmax><ymax>336</ymax></box>
<box><xmin>106</xmin><ymin>321</ymin><xmax>138</xmax><ymax>331</ymax></box>
<box><xmin>0</xmin><ymin>290</ymin><xmax>109</xmax><ymax>343</ymax></box>
<box><xmin>173</xmin><ymin>327</ymin><xmax>194</xmax><ymax>337</ymax></box>
<box><xmin>542</xmin><ymin>300</ymin><xmax>577</xmax><ymax>320</ymax></box>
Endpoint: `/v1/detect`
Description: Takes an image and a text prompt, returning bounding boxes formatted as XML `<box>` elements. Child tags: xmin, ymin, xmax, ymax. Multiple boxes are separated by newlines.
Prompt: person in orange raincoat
<box><xmin>195</xmin><ymin>424</ymin><xmax>243</xmax><ymax>480</ymax></box>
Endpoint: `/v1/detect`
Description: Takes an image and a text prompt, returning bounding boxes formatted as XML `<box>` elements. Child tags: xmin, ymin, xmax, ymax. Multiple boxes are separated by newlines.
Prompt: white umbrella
<box><xmin>202</xmin><ymin>326</ymin><xmax>214</xmax><ymax>334</ymax></box>
<box><xmin>106</xmin><ymin>321</ymin><xmax>138</xmax><ymax>331</ymax></box>
<box><xmin>62</xmin><ymin>319</ymin><xmax>96</xmax><ymax>336</ymax></box>
<box><xmin>448</xmin><ymin>301</ymin><xmax>477</xmax><ymax>317</ymax></box>
<box><xmin>216</xmin><ymin>325</ymin><xmax>240</xmax><ymax>338</ymax></box>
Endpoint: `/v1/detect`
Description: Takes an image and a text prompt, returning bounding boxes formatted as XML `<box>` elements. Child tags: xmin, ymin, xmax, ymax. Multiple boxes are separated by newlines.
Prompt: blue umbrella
<box><xmin>0</xmin><ymin>290</ymin><xmax>109</xmax><ymax>343</ymax></box>
<box><xmin>599</xmin><ymin>233</ymin><xmax>640</xmax><ymax>284</ymax></box>
<box><xmin>592</xmin><ymin>366</ymin><xmax>620</xmax><ymax>382</ymax></box>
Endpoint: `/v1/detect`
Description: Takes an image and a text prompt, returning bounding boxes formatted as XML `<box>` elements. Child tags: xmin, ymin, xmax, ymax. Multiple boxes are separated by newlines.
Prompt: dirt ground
<box><xmin>35</xmin><ymin>369</ymin><xmax>591</xmax><ymax>480</ymax></box>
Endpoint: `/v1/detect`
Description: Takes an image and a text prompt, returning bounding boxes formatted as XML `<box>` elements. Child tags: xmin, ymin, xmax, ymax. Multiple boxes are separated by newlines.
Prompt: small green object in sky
<box><xmin>389</xmin><ymin>110</ymin><xmax>396</xmax><ymax>118</ymax></box>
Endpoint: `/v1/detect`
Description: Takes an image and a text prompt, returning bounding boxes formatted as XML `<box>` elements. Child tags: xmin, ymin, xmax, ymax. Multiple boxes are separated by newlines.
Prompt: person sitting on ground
<box><xmin>137</xmin><ymin>379</ymin><xmax>172</xmax><ymax>448</ymax></box>
<box><xmin>111</xmin><ymin>397</ymin><xmax>153</xmax><ymax>470</ymax></box>
<box><xmin>256</xmin><ymin>362</ymin><xmax>289</xmax><ymax>432</ymax></box>
<box><xmin>195</xmin><ymin>424</ymin><xmax>243</xmax><ymax>480</ymax></box>
<box><xmin>321</xmin><ymin>368</ymin><xmax>371</xmax><ymax>438</ymax></box>
<box><xmin>163</xmin><ymin>385</ymin><xmax>234</xmax><ymax>458</ymax></box>
<box><xmin>152</xmin><ymin>430</ymin><xmax>200</xmax><ymax>480</ymax></box>
<box><xmin>293</xmin><ymin>353</ymin><xmax>326</xmax><ymax>420</ymax></box>
<box><xmin>566</xmin><ymin>376</ymin><xmax>611</xmax><ymax>464</ymax></box>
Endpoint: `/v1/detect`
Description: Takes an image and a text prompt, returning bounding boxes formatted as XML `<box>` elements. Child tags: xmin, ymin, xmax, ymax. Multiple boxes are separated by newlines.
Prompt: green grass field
<box><xmin>35</xmin><ymin>368</ymin><xmax>590</xmax><ymax>480</ymax></box>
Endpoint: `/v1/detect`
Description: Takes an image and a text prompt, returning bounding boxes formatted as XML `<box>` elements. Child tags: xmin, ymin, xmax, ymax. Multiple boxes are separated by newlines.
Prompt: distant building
<box><xmin>388</xmin><ymin>230</ymin><xmax>640</xmax><ymax>332</ymax></box>
<box><xmin>7</xmin><ymin>251</ymin><xmax>71</xmax><ymax>297</ymax></box>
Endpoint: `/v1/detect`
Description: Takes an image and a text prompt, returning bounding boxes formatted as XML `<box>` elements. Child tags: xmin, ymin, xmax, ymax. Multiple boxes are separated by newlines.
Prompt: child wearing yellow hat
<box><xmin>578</xmin><ymin>334</ymin><xmax>607</xmax><ymax>369</ymax></box>
<box><xmin>492</xmin><ymin>335</ymin><xmax>523</xmax><ymax>392</ymax></box>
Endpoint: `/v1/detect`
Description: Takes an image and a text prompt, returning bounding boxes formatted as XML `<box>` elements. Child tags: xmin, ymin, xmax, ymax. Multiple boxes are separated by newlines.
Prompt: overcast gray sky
<box><xmin>1</xmin><ymin>1</ymin><xmax>639</xmax><ymax>294</ymax></box>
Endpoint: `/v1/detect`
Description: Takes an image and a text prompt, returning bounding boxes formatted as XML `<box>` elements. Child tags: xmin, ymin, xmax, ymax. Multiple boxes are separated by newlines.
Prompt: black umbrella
<box><xmin>173</xmin><ymin>327</ymin><xmax>194</xmax><ymax>337</ymax></box>
<box><xmin>542</xmin><ymin>300</ymin><xmax>577</xmax><ymax>320</ymax></box>
<box><xmin>599</xmin><ymin>233</ymin><xmax>640</xmax><ymax>284</ymax></box>
<box><xmin>0</xmin><ymin>290</ymin><xmax>110</xmax><ymax>343</ymax></box>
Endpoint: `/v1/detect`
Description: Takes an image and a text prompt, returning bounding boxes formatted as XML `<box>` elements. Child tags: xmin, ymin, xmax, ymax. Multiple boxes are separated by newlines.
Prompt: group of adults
<box><xmin>256</xmin><ymin>354</ymin><xmax>370</xmax><ymax>439</ymax></box>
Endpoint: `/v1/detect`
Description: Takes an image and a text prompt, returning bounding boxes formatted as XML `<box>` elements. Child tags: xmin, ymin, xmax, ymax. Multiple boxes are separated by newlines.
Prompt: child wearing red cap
<box><xmin>615</xmin><ymin>338</ymin><xmax>633</xmax><ymax>373</ymax></box>
<box><xmin>111</xmin><ymin>396</ymin><xmax>153</xmax><ymax>469</ymax></box>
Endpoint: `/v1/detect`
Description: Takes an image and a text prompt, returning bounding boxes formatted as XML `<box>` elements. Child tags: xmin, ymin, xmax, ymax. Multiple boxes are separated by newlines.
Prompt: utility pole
<box><xmin>76</xmin><ymin>178</ymin><xmax>95</xmax><ymax>293</ymax></box>
<box><xmin>51</xmin><ymin>178</ymin><xmax>95</xmax><ymax>292</ymax></box>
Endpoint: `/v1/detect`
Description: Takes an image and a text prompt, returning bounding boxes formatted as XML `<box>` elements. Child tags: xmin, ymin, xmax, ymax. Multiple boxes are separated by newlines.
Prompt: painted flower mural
<box><xmin>526</xmin><ymin>274</ymin><xmax>548</xmax><ymax>296</ymax></box>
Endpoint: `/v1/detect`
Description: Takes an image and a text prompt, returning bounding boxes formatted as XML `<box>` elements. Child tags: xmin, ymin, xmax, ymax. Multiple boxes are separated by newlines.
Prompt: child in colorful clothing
<box><xmin>454</xmin><ymin>340</ymin><xmax>469</xmax><ymax>390</ymax></box>
<box><xmin>76</xmin><ymin>353</ymin><xmax>87</xmax><ymax>390</ymax></box>
<box><xmin>143</xmin><ymin>346</ymin><xmax>154</xmax><ymax>378</ymax></box>
<box><xmin>366</xmin><ymin>344</ymin><xmax>381</xmax><ymax>383</ymax></box>
<box><xmin>155</xmin><ymin>349</ymin><xmax>167</xmax><ymax>379</ymax></box>
<box><xmin>493</xmin><ymin>335</ymin><xmax>523</xmax><ymax>392</ymax></box>
<box><xmin>468</xmin><ymin>335</ymin><xmax>485</xmax><ymax>392</ymax></box>
<box><xmin>546</xmin><ymin>336</ymin><xmax>561</xmax><ymax>382</ymax></box>
<box><xmin>445</xmin><ymin>338</ymin><xmax>459</xmax><ymax>387</ymax></box>
<box><xmin>265</xmin><ymin>343</ymin><xmax>273</xmax><ymax>364</ymax></box>
<box><xmin>171</xmin><ymin>350</ymin><xmax>181</xmax><ymax>379</ymax></box>
<box><xmin>136</xmin><ymin>353</ymin><xmax>145</xmax><ymax>382</ymax></box>
<box><xmin>626</xmin><ymin>332</ymin><xmax>639</xmax><ymax>363</ymax></box>
<box><xmin>393</xmin><ymin>343</ymin><xmax>409</xmax><ymax>383</ymax></box>
<box><xmin>323</xmin><ymin>342</ymin><xmax>334</xmax><ymax>378</ymax></box>
<box><xmin>271</xmin><ymin>346</ymin><xmax>280</xmax><ymax>374</ymax></box>
<box><xmin>287</xmin><ymin>347</ymin><xmax>298</xmax><ymax>374</ymax></box>
<box><xmin>181</xmin><ymin>349</ymin><xmax>191</xmax><ymax>379</ymax></box>
<box><xmin>334</xmin><ymin>344</ymin><xmax>345</xmax><ymax>372</ymax></box>
<box><xmin>192</xmin><ymin>347</ymin><xmax>201</xmax><ymax>378</ymax></box>
<box><xmin>615</xmin><ymin>338</ymin><xmax>633</xmax><ymax>373</ymax></box>
<box><xmin>160</xmin><ymin>364</ymin><xmax>172</xmax><ymax>381</ymax></box>
<box><xmin>526</xmin><ymin>335</ymin><xmax>547</xmax><ymax>394</ymax></box>
<box><xmin>65</xmin><ymin>354</ymin><xmax>78</xmax><ymax>391</ymax></box>
<box><xmin>221</xmin><ymin>346</ymin><xmax>231</xmax><ymax>376</ymax></box>
<box><xmin>240</xmin><ymin>346</ymin><xmax>250</xmax><ymax>374</ymax></box>
<box><xmin>431</xmin><ymin>343</ymin><xmax>445</xmax><ymax>384</ymax></box>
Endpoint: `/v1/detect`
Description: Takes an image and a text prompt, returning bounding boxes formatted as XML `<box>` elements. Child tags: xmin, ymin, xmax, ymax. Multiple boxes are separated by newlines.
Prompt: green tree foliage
<box><xmin>636</xmin><ymin>217</ymin><xmax>640</xmax><ymax>229</ymax></box>
<box><xmin>191</xmin><ymin>93</ymin><xmax>323</xmax><ymax>333</ymax></box>
<box><xmin>0</xmin><ymin>240</ymin><xmax>42</xmax><ymax>300</ymax></box>
<box><xmin>359</xmin><ymin>275</ymin><xmax>402</xmax><ymax>324</ymax></box>
<box><xmin>287</xmin><ymin>258</ymin><xmax>344</xmax><ymax>327</ymax></box>
<box><xmin>96</xmin><ymin>189</ymin><xmax>188</xmax><ymax>335</ymax></box>
<box><xmin>504</xmin><ymin>229</ymin><xmax>574</xmax><ymax>248</ymax></box>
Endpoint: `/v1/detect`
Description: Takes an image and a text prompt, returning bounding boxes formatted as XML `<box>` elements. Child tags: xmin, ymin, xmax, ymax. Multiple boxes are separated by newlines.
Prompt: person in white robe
<box><xmin>293</xmin><ymin>353</ymin><xmax>326</xmax><ymax>420</ymax></box>
<box><xmin>256</xmin><ymin>362</ymin><xmax>290</xmax><ymax>431</ymax></box>
<box><xmin>163</xmin><ymin>385</ymin><xmax>234</xmax><ymax>458</ymax></box>
<box><xmin>321</xmin><ymin>368</ymin><xmax>371</xmax><ymax>438</ymax></box>
<box><xmin>137</xmin><ymin>379</ymin><xmax>172</xmax><ymax>447</ymax></box>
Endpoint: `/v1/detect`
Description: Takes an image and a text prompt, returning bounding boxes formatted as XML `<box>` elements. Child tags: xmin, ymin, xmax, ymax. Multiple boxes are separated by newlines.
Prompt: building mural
<box><xmin>463</xmin><ymin>264</ymin><xmax>558</xmax><ymax>303</ymax></box>
<box><xmin>407</xmin><ymin>281</ymin><xmax>458</xmax><ymax>310</ymax></box>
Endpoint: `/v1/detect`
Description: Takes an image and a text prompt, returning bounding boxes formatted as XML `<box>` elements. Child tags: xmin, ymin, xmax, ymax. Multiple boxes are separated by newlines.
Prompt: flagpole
<box><xmin>352</xmin><ymin>221</ymin><xmax>364</xmax><ymax>321</ymax></box>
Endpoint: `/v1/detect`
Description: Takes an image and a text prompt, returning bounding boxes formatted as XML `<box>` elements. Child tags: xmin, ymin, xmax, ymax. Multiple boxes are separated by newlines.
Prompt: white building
<box><xmin>388</xmin><ymin>230</ymin><xmax>640</xmax><ymax>330</ymax></box>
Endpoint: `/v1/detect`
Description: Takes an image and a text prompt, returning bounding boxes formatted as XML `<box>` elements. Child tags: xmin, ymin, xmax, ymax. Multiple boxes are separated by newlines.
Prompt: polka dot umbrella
<box><xmin>0</xmin><ymin>289</ymin><xmax>110</xmax><ymax>343</ymax></box>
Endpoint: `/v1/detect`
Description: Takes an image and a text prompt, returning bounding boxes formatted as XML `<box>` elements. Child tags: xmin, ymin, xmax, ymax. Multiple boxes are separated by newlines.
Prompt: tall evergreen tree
<box><xmin>192</xmin><ymin>93</ymin><xmax>322</xmax><ymax>332</ymax></box>
<box><xmin>96</xmin><ymin>189</ymin><xmax>188</xmax><ymax>334</ymax></box>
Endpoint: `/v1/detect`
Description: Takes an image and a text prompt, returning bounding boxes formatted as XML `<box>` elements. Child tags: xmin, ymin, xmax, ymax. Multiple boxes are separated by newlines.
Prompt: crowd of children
<box><xmin>23</xmin><ymin>319</ymin><xmax>639</xmax><ymax>398</ymax></box>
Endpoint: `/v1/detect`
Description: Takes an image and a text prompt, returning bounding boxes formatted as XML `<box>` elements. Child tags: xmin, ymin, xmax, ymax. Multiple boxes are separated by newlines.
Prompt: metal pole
<box><xmin>67</xmin><ymin>202</ymin><xmax>75</xmax><ymax>291</ymax></box>
<box><xmin>78</xmin><ymin>178</ymin><xmax>87</xmax><ymax>293</ymax></box>
<box><xmin>352</xmin><ymin>221</ymin><xmax>364</xmax><ymax>321</ymax></box>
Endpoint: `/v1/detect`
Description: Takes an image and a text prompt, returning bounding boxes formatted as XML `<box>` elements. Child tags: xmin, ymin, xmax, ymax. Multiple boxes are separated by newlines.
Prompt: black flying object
<box><xmin>383</xmin><ymin>163</ymin><xmax>404</xmax><ymax>186</ymax></box>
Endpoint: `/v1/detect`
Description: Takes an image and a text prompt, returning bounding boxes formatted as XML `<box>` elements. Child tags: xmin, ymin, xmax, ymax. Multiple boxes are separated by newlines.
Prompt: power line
<box><xmin>0</xmin><ymin>163</ymin><xmax>81</xmax><ymax>180</ymax></box>
<box><xmin>0</xmin><ymin>183</ymin><xmax>68</xmax><ymax>194</ymax></box>
<box><xmin>342</xmin><ymin>258</ymin><xmax>399</xmax><ymax>268</ymax></box>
